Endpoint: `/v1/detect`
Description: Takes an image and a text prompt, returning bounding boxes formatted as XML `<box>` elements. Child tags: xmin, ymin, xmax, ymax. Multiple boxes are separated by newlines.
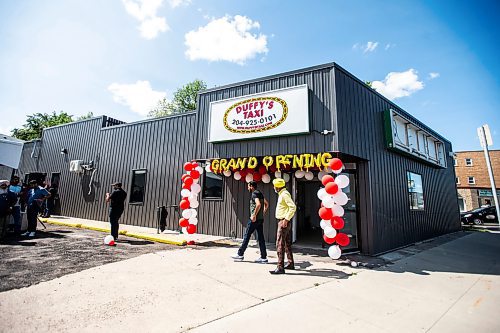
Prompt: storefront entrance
<box><xmin>293</xmin><ymin>168</ymin><xmax>360</xmax><ymax>252</ymax></box>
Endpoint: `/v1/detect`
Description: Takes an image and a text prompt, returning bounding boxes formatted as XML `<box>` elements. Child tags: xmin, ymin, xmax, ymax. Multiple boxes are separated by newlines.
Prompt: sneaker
<box><xmin>254</xmin><ymin>258</ymin><xmax>268</xmax><ymax>264</ymax></box>
<box><xmin>230</xmin><ymin>254</ymin><xmax>244</xmax><ymax>261</ymax></box>
<box><xmin>21</xmin><ymin>231</ymin><xmax>30</xmax><ymax>237</ymax></box>
<box><xmin>28</xmin><ymin>232</ymin><xmax>36</xmax><ymax>238</ymax></box>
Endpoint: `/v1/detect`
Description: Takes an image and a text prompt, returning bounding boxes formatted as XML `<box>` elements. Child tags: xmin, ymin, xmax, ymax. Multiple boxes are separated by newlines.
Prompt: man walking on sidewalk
<box><xmin>270</xmin><ymin>178</ymin><xmax>297</xmax><ymax>275</ymax></box>
<box><xmin>105</xmin><ymin>182</ymin><xmax>127</xmax><ymax>241</ymax></box>
<box><xmin>231</xmin><ymin>181</ymin><xmax>269</xmax><ymax>263</ymax></box>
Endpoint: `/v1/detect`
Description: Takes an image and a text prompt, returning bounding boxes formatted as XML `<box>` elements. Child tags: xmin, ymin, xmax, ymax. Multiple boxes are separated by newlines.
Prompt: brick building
<box><xmin>455</xmin><ymin>150</ymin><xmax>500</xmax><ymax>211</ymax></box>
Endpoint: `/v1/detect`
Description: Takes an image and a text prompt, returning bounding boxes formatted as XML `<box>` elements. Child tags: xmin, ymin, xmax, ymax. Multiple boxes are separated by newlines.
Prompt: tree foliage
<box><xmin>76</xmin><ymin>111</ymin><xmax>94</xmax><ymax>121</ymax></box>
<box><xmin>148</xmin><ymin>79</ymin><xmax>207</xmax><ymax>118</ymax></box>
<box><xmin>12</xmin><ymin>111</ymin><xmax>74</xmax><ymax>140</ymax></box>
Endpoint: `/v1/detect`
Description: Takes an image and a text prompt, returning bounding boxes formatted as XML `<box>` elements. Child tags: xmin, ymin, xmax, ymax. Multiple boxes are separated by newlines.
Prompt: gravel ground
<box><xmin>0</xmin><ymin>224</ymin><xmax>178</xmax><ymax>292</ymax></box>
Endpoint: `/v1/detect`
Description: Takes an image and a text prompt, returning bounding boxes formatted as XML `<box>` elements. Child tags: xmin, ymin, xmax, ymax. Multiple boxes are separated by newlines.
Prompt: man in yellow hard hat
<box><xmin>270</xmin><ymin>178</ymin><xmax>296</xmax><ymax>274</ymax></box>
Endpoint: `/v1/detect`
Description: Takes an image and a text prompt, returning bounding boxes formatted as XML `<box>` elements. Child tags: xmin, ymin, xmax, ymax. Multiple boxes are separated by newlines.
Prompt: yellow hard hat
<box><xmin>272</xmin><ymin>178</ymin><xmax>286</xmax><ymax>188</ymax></box>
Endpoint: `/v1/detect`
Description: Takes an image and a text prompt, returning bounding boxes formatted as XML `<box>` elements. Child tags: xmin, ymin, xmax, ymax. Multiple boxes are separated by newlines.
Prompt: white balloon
<box><xmin>205</xmin><ymin>165</ymin><xmax>212</xmax><ymax>173</ymax></box>
<box><xmin>261</xmin><ymin>174</ymin><xmax>271</xmax><ymax>183</ymax></box>
<box><xmin>332</xmin><ymin>204</ymin><xmax>344</xmax><ymax>217</ymax></box>
<box><xmin>191</xmin><ymin>209</ymin><xmax>198</xmax><ymax>218</ymax></box>
<box><xmin>317</xmin><ymin>188</ymin><xmax>327</xmax><ymax>200</ymax></box>
<box><xmin>189</xmin><ymin>193</ymin><xmax>198</xmax><ymax>201</ymax></box>
<box><xmin>305</xmin><ymin>171</ymin><xmax>314</xmax><ymax>180</ymax></box>
<box><xmin>318</xmin><ymin>171</ymin><xmax>327</xmax><ymax>180</ymax></box>
<box><xmin>182</xmin><ymin>227</ymin><xmax>188</xmax><ymax>234</ymax></box>
<box><xmin>223</xmin><ymin>170</ymin><xmax>232</xmax><ymax>177</ymax></box>
<box><xmin>182</xmin><ymin>209</ymin><xmax>193</xmax><ymax>219</ymax></box>
<box><xmin>333</xmin><ymin>167</ymin><xmax>343</xmax><ymax>175</ymax></box>
<box><xmin>193</xmin><ymin>177</ymin><xmax>199</xmax><ymax>184</ymax></box>
<box><xmin>190</xmin><ymin>200</ymin><xmax>199</xmax><ymax>208</ymax></box>
<box><xmin>195</xmin><ymin>166</ymin><xmax>204</xmax><ymax>174</ymax></box>
<box><xmin>234</xmin><ymin>171</ymin><xmax>242</xmax><ymax>180</ymax></box>
<box><xmin>334</xmin><ymin>174</ymin><xmax>350</xmax><ymax>189</ymax></box>
<box><xmin>191</xmin><ymin>183</ymin><xmax>201</xmax><ymax>194</ymax></box>
<box><xmin>334</xmin><ymin>192</ymin><xmax>349</xmax><ymax>206</ymax></box>
<box><xmin>181</xmin><ymin>189</ymin><xmax>191</xmax><ymax>198</ymax></box>
<box><xmin>320</xmin><ymin>219</ymin><xmax>330</xmax><ymax>229</ymax></box>
<box><xmin>328</xmin><ymin>245</ymin><xmax>342</xmax><ymax>259</ymax></box>
<box><xmin>283</xmin><ymin>173</ymin><xmax>290</xmax><ymax>182</ymax></box>
<box><xmin>324</xmin><ymin>226</ymin><xmax>337</xmax><ymax>238</ymax></box>
<box><xmin>245</xmin><ymin>173</ymin><xmax>254</xmax><ymax>183</ymax></box>
<box><xmin>104</xmin><ymin>235</ymin><xmax>114</xmax><ymax>245</ymax></box>
<box><xmin>274</xmin><ymin>171</ymin><xmax>282</xmax><ymax>178</ymax></box>
<box><xmin>189</xmin><ymin>216</ymin><xmax>198</xmax><ymax>225</ymax></box>
<box><xmin>326</xmin><ymin>167</ymin><xmax>333</xmax><ymax>173</ymax></box>
<box><xmin>322</xmin><ymin>196</ymin><xmax>335</xmax><ymax>208</ymax></box>
<box><xmin>294</xmin><ymin>170</ymin><xmax>305</xmax><ymax>178</ymax></box>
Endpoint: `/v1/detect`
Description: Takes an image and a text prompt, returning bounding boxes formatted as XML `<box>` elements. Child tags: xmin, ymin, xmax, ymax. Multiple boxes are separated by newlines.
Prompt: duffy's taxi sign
<box><xmin>208</xmin><ymin>84</ymin><xmax>309</xmax><ymax>142</ymax></box>
<box><xmin>223</xmin><ymin>97</ymin><xmax>287</xmax><ymax>134</ymax></box>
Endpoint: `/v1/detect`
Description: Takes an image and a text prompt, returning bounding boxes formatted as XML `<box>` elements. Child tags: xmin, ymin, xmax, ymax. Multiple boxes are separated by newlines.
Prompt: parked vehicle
<box><xmin>461</xmin><ymin>206</ymin><xmax>498</xmax><ymax>225</ymax></box>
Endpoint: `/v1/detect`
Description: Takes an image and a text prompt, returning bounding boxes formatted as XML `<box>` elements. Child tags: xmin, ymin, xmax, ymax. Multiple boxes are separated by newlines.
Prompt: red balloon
<box><xmin>182</xmin><ymin>183</ymin><xmax>191</xmax><ymax>190</ymax></box>
<box><xmin>179</xmin><ymin>218</ymin><xmax>189</xmax><ymax>228</ymax></box>
<box><xmin>180</xmin><ymin>199</ymin><xmax>190</xmax><ymax>210</ymax></box>
<box><xmin>184</xmin><ymin>162</ymin><xmax>194</xmax><ymax>172</ymax></box>
<box><xmin>191</xmin><ymin>162</ymin><xmax>199</xmax><ymax>168</ymax></box>
<box><xmin>269</xmin><ymin>165</ymin><xmax>277</xmax><ymax>173</ymax></box>
<box><xmin>181</xmin><ymin>174</ymin><xmax>189</xmax><ymax>181</ymax></box>
<box><xmin>240</xmin><ymin>170</ymin><xmax>247</xmax><ymax>178</ymax></box>
<box><xmin>319</xmin><ymin>207</ymin><xmax>333</xmax><ymax>220</ymax></box>
<box><xmin>183</xmin><ymin>176</ymin><xmax>193</xmax><ymax>187</ymax></box>
<box><xmin>323</xmin><ymin>234</ymin><xmax>336</xmax><ymax>245</ymax></box>
<box><xmin>321</xmin><ymin>175</ymin><xmax>334</xmax><ymax>186</ymax></box>
<box><xmin>258</xmin><ymin>165</ymin><xmax>267</xmax><ymax>175</ymax></box>
<box><xmin>331</xmin><ymin>216</ymin><xmax>344</xmax><ymax>229</ymax></box>
<box><xmin>253</xmin><ymin>172</ymin><xmax>262</xmax><ymax>182</ymax></box>
<box><xmin>190</xmin><ymin>170</ymin><xmax>200</xmax><ymax>179</ymax></box>
<box><xmin>336</xmin><ymin>233</ymin><xmax>350</xmax><ymax>247</ymax></box>
<box><xmin>187</xmin><ymin>224</ymin><xmax>197</xmax><ymax>234</ymax></box>
<box><xmin>329</xmin><ymin>158</ymin><xmax>343</xmax><ymax>171</ymax></box>
<box><xmin>325</xmin><ymin>182</ymin><xmax>339</xmax><ymax>195</ymax></box>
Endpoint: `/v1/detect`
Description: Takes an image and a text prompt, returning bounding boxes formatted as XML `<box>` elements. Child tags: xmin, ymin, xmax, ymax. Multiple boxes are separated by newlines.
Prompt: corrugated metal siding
<box><xmin>195</xmin><ymin>66</ymin><xmax>337</xmax><ymax>242</ymax></box>
<box><xmin>16</xmin><ymin>141</ymin><xmax>42</xmax><ymax>179</ymax></box>
<box><xmin>0</xmin><ymin>166</ymin><xmax>13</xmax><ymax>180</ymax></box>
<box><xmin>334</xmin><ymin>66</ymin><xmax>460</xmax><ymax>255</ymax></box>
<box><xmin>18</xmin><ymin>115</ymin><xmax>196</xmax><ymax>229</ymax></box>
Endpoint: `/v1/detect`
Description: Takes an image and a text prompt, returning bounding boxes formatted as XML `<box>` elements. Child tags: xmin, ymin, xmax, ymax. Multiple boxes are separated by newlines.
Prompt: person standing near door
<box><xmin>21</xmin><ymin>180</ymin><xmax>50</xmax><ymax>238</ymax></box>
<box><xmin>0</xmin><ymin>180</ymin><xmax>17</xmax><ymax>241</ymax></box>
<box><xmin>105</xmin><ymin>182</ymin><xmax>127</xmax><ymax>241</ymax></box>
<box><xmin>270</xmin><ymin>178</ymin><xmax>297</xmax><ymax>275</ymax></box>
<box><xmin>231</xmin><ymin>181</ymin><xmax>269</xmax><ymax>263</ymax></box>
<box><xmin>8</xmin><ymin>176</ymin><xmax>23</xmax><ymax>235</ymax></box>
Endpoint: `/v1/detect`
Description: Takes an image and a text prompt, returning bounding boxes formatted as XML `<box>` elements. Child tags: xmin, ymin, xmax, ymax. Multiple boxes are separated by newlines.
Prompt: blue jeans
<box><xmin>238</xmin><ymin>219</ymin><xmax>267</xmax><ymax>259</ymax></box>
<box><xmin>12</xmin><ymin>206</ymin><xmax>21</xmax><ymax>233</ymax></box>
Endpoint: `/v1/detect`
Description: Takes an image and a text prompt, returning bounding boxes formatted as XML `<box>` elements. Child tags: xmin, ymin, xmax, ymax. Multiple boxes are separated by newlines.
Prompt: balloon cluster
<box><xmin>316</xmin><ymin>158</ymin><xmax>351</xmax><ymax>260</ymax></box>
<box><xmin>214</xmin><ymin>163</ymin><xmax>294</xmax><ymax>184</ymax></box>
<box><xmin>179</xmin><ymin>161</ymin><xmax>204</xmax><ymax>234</ymax></box>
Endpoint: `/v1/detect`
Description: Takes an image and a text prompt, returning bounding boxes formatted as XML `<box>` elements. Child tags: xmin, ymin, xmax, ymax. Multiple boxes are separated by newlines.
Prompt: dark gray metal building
<box><xmin>5</xmin><ymin>62</ymin><xmax>460</xmax><ymax>255</ymax></box>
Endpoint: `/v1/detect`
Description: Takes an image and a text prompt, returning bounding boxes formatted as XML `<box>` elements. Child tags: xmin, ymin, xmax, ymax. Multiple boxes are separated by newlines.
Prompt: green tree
<box><xmin>365</xmin><ymin>81</ymin><xmax>373</xmax><ymax>88</ymax></box>
<box><xmin>12</xmin><ymin>111</ymin><xmax>74</xmax><ymax>140</ymax></box>
<box><xmin>148</xmin><ymin>79</ymin><xmax>207</xmax><ymax>118</ymax></box>
<box><xmin>76</xmin><ymin>111</ymin><xmax>94</xmax><ymax>121</ymax></box>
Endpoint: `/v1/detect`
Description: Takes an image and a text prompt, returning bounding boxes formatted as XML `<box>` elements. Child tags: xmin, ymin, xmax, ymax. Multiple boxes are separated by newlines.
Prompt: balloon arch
<box><xmin>177</xmin><ymin>157</ymin><xmax>351</xmax><ymax>259</ymax></box>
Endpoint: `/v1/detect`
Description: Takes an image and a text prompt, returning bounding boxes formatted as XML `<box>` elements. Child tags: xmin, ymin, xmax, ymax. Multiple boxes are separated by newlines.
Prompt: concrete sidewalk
<box><xmin>1</xmin><ymin>230</ymin><xmax>499</xmax><ymax>333</ymax></box>
<box><xmin>39</xmin><ymin>215</ymin><xmax>230</xmax><ymax>246</ymax></box>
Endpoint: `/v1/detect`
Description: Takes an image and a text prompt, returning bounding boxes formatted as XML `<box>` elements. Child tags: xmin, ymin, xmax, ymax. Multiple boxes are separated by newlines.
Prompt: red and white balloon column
<box><xmin>317</xmin><ymin>158</ymin><xmax>351</xmax><ymax>259</ymax></box>
<box><xmin>178</xmin><ymin>161</ymin><xmax>203</xmax><ymax>235</ymax></box>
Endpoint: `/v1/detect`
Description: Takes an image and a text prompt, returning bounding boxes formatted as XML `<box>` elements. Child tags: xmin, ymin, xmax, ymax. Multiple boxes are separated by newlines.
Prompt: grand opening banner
<box><xmin>208</xmin><ymin>84</ymin><xmax>310</xmax><ymax>142</ymax></box>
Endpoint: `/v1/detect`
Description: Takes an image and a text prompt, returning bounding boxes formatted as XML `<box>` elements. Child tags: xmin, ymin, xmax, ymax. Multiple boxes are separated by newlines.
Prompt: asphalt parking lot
<box><xmin>0</xmin><ymin>224</ymin><xmax>179</xmax><ymax>292</ymax></box>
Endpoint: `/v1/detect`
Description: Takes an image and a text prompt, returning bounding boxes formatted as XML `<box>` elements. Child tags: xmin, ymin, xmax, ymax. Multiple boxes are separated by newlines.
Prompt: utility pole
<box><xmin>477</xmin><ymin>124</ymin><xmax>500</xmax><ymax>226</ymax></box>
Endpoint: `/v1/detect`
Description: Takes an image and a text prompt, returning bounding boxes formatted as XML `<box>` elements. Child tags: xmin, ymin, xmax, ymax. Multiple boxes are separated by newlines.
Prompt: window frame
<box><xmin>465</xmin><ymin>158</ymin><xmax>473</xmax><ymax>166</ymax></box>
<box><xmin>129</xmin><ymin>169</ymin><xmax>147</xmax><ymax>205</ymax></box>
<box><xmin>467</xmin><ymin>176</ymin><xmax>475</xmax><ymax>185</ymax></box>
<box><xmin>456</xmin><ymin>177</ymin><xmax>460</xmax><ymax>184</ymax></box>
<box><xmin>407</xmin><ymin>171</ymin><xmax>425</xmax><ymax>211</ymax></box>
<box><xmin>202</xmin><ymin>171</ymin><xmax>224</xmax><ymax>201</ymax></box>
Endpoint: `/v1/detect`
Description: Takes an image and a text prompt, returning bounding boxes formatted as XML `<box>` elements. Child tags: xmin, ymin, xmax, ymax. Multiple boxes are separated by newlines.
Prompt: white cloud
<box><xmin>108</xmin><ymin>81</ymin><xmax>166</xmax><ymax>116</ymax></box>
<box><xmin>371</xmin><ymin>69</ymin><xmax>424</xmax><ymax>100</ymax></box>
<box><xmin>122</xmin><ymin>0</ymin><xmax>169</xmax><ymax>39</ymax></box>
<box><xmin>364</xmin><ymin>41</ymin><xmax>378</xmax><ymax>53</ymax></box>
<box><xmin>385</xmin><ymin>43</ymin><xmax>395</xmax><ymax>50</ymax></box>
<box><xmin>184</xmin><ymin>15</ymin><xmax>268</xmax><ymax>65</ymax></box>
<box><xmin>428</xmin><ymin>72</ymin><xmax>440</xmax><ymax>80</ymax></box>
<box><xmin>168</xmin><ymin>0</ymin><xmax>191</xmax><ymax>8</ymax></box>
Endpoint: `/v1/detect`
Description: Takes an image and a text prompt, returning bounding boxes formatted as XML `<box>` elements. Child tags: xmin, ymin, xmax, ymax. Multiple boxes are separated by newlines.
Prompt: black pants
<box><xmin>27</xmin><ymin>203</ymin><xmax>40</xmax><ymax>232</ymax></box>
<box><xmin>109</xmin><ymin>208</ymin><xmax>123</xmax><ymax>239</ymax></box>
<box><xmin>238</xmin><ymin>219</ymin><xmax>267</xmax><ymax>259</ymax></box>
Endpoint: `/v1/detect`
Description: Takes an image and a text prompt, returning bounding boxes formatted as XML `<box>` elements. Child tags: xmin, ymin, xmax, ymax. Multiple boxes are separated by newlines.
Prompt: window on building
<box><xmin>465</xmin><ymin>158</ymin><xmax>473</xmax><ymax>166</ymax></box>
<box><xmin>202</xmin><ymin>172</ymin><xmax>223</xmax><ymax>199</ymax></box>
<box><xmin>468</xmin><ymin>176</ymin><xmax>475</xmax><ymax>185</ymax></box>
<box><xmin>456</xmin><ymin>177</ymin><xmax>460</xmax><ymax>184</ymax></box>
<box><xmin>453</xmin><ymin>158</ymin><xmax>457</xmax><ymax>166</ymax></box>
<box><xmin>407</xmin><ymin>172</ymin><xmax>424</xmax><ymax>210</ymax></box>
<box><xmin>458</xmin><ymin>197</ymin><xmax>465</xmax><ymax>212</ymax></box>
<box><xmin>130</xmin><ymin>169</ymin><xmax>147</xmax><ymax>204</ymax></box>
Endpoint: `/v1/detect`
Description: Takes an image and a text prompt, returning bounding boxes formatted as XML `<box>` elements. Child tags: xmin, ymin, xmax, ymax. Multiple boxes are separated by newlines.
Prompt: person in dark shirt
<box><xmin>21</xmin><ymin>180</ymin><xmax>50</xmax><ymax>238</ymax></box>
<box><xmin>105</xmin><ymin>182</ymin><xmax>127</xmax><ymax>241</ymax></box>
<box><xmin>231</xmin><ymin>181</ymin><xmax>269</xmax><ymax>263</ymax></box>
<box><xmin>0</xmin><ymin>180</ymin><xmax>17</xmax><ymax>241</ymax></box>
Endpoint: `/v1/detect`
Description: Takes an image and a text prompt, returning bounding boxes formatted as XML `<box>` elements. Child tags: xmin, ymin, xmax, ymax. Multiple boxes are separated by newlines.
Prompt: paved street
<box><xmin>1</xmin><ymin>229</ymin><xmax>499</xmax><ymax>333</ymax></box>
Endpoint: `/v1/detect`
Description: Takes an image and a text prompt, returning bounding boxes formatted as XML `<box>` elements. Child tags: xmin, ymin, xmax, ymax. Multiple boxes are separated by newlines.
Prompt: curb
<box><xmin>39</xmin><ymin>218</ymin><xmax>187</xmax><ymax>246</ymax></box>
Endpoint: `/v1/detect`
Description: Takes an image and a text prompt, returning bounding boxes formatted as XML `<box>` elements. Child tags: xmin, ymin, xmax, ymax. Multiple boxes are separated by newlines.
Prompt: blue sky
<box><xmin>1</xmin><ymin>0</ymin><xmax>498</xmax><ymax>151</ymax></box>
